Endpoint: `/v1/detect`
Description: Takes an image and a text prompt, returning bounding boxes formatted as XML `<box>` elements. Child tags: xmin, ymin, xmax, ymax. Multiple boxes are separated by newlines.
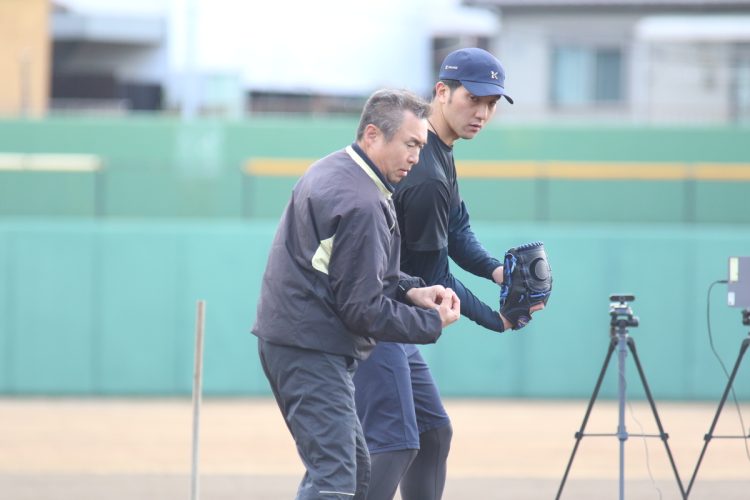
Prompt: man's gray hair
<box><xmin>356</xmin><ymin>89</ymin><xmax>431</xmax><ymax>142</ymax></box>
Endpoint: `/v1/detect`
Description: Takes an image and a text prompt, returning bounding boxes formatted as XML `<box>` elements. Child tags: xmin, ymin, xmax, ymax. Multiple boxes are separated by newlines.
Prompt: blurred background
<box><xmin>1</xmin><ymin>0</ymin><xmax>749</xmax><ymax>403</ymax></box>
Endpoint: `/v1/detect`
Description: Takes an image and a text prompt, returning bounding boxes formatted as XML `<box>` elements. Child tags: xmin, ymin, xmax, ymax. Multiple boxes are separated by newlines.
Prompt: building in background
<box><xmin>0</xmin><ymin>0</ymin><xmax>50</xmax><ymax>117</ymax></box>
<box><xmin>5</xmin><ymin>0</ymin><xmax>749</xmax><ymax>123</ymax></box>
<box><xmin>51</xmin><ymin>1</ymin><xmax>167</xmax><ymax>114</ymax></box>
<box><xmin>47</xmin><ymin>0</ymin><xmax>497</xmax><ymax>116</ymax></box>
<box><xmin>465</xmin><ymin>0</ymin><xmax>750</xmax><ymax>124</ymax></box>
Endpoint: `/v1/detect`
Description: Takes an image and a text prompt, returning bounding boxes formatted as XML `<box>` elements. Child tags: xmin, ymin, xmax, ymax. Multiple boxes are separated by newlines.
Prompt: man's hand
<box><xmin>406</xmin><ymin>285</ymin><xmax>461</xmax><ymax>327</ymax></box>
<box><xmin>436</xmin><ymin>288</ymin><xmax>460</xmax><ymax>327</ymax></box>
<box><xmin>405</xmin><ymin>284</ymin><xmax>445</xmax><ymax>308</ymax></box>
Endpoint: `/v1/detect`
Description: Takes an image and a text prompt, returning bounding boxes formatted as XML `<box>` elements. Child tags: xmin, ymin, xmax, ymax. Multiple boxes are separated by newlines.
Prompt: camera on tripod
<box><xmin>557</xmin><ymin>292</ymin><xmax>685</xmax><ymax>500</ymax></box>
<box><xmin>609</xmin><ymin>294</ymin><xmax>639</xmax><ymax>331</ymax></box>
<box><xmin>728</xmin><ymin>257</ymin><xmax>750</xmax><ymax>327</ymax></box>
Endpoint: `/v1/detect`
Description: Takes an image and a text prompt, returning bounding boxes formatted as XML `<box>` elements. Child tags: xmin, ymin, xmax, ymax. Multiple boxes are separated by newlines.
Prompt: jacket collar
<box><xmin>346</xmin><ymin>143</ymin><xmax>394</xmax><ymax>199</ymax></box>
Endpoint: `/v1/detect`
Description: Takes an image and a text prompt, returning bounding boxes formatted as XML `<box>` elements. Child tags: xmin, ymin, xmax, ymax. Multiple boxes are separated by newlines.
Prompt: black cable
<box><xmin>706</xmin><ymin>279</ymin><xmax>750</xmax><ymax>461</ymax></box>
<box><xmin>627</xmin><ymin>397</ymin><xmax>663</xmax><ymax>500</ymax></box>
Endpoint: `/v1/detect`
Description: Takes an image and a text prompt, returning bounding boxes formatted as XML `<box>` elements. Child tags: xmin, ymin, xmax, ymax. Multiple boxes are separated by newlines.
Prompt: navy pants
<box><xmin>258</xmin><ymin>338</ymin><xmax>370</xmax><ymax>499</ymax></box>
<box><xmin>353</xmin><ymin>342</ymin><xmax>450</xmax><ymax>454</ymax></box>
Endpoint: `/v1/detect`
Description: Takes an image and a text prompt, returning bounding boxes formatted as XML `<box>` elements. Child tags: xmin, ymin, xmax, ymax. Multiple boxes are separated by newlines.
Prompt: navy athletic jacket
<box><xmin>252</xmin><ymin>143</ymin><xmax>443</xmax><ymax>360</ymax></box>
<box><xmin>394</xmin><ymin>130</ymin><xmax>505</xmax><ymax>332</ymax></box>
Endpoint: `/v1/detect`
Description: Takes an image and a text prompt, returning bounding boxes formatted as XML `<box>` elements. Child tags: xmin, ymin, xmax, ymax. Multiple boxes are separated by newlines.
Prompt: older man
<box><xmin>252</xmin><ymin>88</ymin><xmax>461</xmax><ymax>499</ymax></box>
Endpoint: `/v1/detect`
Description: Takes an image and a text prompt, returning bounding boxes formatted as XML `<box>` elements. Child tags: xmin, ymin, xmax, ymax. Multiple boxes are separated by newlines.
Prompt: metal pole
<box><xmin>616</xmin><ymin>329</ymin><xmax>628</xmax><ymax>500</ymax></box>
<box><xmin>555</xmin><ymin>337</ymin><xmax>617</xmax><ymax>500</ymax></box>
<box><xmin>182</xmin><ymin>0</ymin><xmax>199</xmax><ymax>120</ymax></box>
<box><xmin>687</xmin><ymin>335</ymin><xmax>750</xmax><ymax>496</ymax></box>
<box><xmin>191</xmin><ymin>300</ymin><xmax>206</xmax><ymax>500</ymax></box>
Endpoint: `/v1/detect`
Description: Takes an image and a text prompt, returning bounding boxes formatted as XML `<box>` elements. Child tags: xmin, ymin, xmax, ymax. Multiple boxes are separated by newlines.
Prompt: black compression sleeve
<box><xmin>404</xmin><ymin>247</ymin><xmax>504</xmax><ymax>332</ymax></box>
<box><xmin>448</xmin><ymin>200</ymin><xmax>502</xmax><ymax>279</ymax></box>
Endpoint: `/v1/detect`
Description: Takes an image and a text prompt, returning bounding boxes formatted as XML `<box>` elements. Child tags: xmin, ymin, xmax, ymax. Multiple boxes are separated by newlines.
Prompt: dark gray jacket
<box><xmin>252</xmin><ymin>145</ymin><xmax>443</xmax><ymax>360</ymax></box>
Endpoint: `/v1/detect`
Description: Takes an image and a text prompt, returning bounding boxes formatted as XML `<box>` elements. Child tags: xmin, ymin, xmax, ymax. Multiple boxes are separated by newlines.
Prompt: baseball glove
<box><xmin>499</xmin><ymin>241</ymin><xmax>552</xmax><ymax>330</ymax></box>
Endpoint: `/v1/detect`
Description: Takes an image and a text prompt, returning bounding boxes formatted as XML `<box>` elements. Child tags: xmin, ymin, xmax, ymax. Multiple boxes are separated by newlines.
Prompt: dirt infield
<box><xmin>1</xmin><ymin>398</ymin><xmax>748</xmax><ymax>499</ymax></box>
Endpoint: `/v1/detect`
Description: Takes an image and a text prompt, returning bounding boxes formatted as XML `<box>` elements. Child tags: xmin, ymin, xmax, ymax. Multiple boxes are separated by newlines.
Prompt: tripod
<box><xmin>686</xmin><ymin>308</ymin><xmax>750</xmax><ymax>497</ymax></box>
<box><xmin>556</xmin><ymin>295</ymin><xmax>686</xmax><ymax>500</ymax></box>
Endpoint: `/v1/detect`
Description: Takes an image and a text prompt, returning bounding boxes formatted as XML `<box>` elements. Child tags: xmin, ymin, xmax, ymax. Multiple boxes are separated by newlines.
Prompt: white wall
<box><xmin>496</xmin><ymin>12</ymin><xmax>641</xmax><ymax>123</ymax></box>
<box><xmin>644</xmin><ymin>42</ymin><xmax>731</xmax><ymax>124</ymax></box>
<box><xmin>56</xmin><ymin>0</ymin><xmax>169</xmax><ymax>15</ymax></box>
<box><xmin>495</xmin><ymin>10</ymin><xmax>741</xmax><ymax>124</ymax></box>
<box><xmin>57</xmin><ymin>0</ymin><xmax>498</xmax><ymax>99</ymax></box>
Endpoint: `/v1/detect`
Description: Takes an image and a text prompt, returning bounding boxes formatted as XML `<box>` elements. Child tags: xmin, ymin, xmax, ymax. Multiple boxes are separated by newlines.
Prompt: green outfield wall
<box><xmin>1</xmin><ymin>117</ymin><xmax>749</xmax><ymax>223</ymax></box>
<box><xmin>1</xmin><ymin>116</ymin><xmax>749</xmax><ymax>399</ymax></box>
<box><xmin>0</xmin><ymin>219</ymin><xmax>748</xmax><ymax>400</ymax></box>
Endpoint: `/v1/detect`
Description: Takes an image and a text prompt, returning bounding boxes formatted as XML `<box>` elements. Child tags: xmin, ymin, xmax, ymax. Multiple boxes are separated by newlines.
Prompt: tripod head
<box><xmin>743</xmin><ymin>308</ymin><xmax>750</xmax><ymax>327</ymax></box>
<box><xmin>609</xmin><ymin>294</ymin><xmax>639</xmax><ymax>336</ymax></box>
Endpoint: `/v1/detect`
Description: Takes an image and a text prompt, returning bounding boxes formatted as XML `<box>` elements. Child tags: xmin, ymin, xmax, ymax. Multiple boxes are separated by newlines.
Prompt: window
<box><xmin>732</xmin><ymin>44</ymin><xmax>750</xmax><ymax>124</ymax></box>
<box><xmin>551</xmin><ymin>45</ymin><xmax>624</xmax><ymax>107</ymax></box>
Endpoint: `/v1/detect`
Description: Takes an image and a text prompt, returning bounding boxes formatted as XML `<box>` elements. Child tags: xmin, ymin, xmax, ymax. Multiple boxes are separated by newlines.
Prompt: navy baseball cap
<box><xmin>438</xmin><ymin>48</ymin><xmax>514</xmax><ymax>104</ymax></box>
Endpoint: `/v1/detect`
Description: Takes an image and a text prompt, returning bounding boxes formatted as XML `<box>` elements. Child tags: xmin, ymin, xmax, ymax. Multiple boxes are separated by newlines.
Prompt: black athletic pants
<box><xmin>365</xmin><ymin>424</ymin><xmax>452</xmax><ymax>500</ymax></box>
<box><xmin>258</xmin><ymin>338</ymin><xmax>370</xmax><ymax>499</ymax></box>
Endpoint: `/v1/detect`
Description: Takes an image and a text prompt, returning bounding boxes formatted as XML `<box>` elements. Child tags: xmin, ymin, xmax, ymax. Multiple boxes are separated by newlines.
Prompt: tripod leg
<box><xmin>686</xmin><ymin>337</ymin><xmax>750</xmax><ymax>497</ymax></box>
<box><xmin>627</xmin><ymin>337</ymin><xmax>687</xmax><ymax>499</ymax></box>
<box><xmin>556</xmin><ymin>337</ymin><xmax>617</xmax><ymax>500</ymax></box>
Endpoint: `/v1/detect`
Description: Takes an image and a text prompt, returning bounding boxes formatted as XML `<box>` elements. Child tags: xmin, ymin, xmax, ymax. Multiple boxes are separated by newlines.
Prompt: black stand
<box><xmin>686</xmin><ymin>309</ymin><xmax>750</xmax><ymax>497</ymax></box>
<box><xmin>556</xmin><ymin>295</ymin><xmax>686</xmax><ymax>500</ymax></box>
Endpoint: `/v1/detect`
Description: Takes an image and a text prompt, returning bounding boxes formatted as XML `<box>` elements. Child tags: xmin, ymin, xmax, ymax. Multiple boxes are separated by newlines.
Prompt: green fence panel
<box><xmin>2</xmin><ymin>220</ymin><xmax>748</xmax><ymax>399</ymax></box>
<box><xmin>224</xmin><ymin>117</ymin><xmax>356</xmax><ymax>160</ymax></box>
<box><xmin>545</xmin><ymin>180</ymin><xmax>687</xmax><ymax>223</ymax></box>
<box><xmin>179</xmin><ymin>223</ymin><xmax>274</xmax><ymax>395</ymax></box>
<box><xmin>0</xmin><ymin>234</ymin><xmax>8</xmax><ymax>391</ymax></box>
<box><xmin>5</xmin><ymin>227</ymin><xmax>96</xmax><ymax>393</ymax></box>
<box><xmin>695</xmin><ymin>181</ymin><xmax>750</xmax><ymax>224</ymax></box>
<box><xmin>95</xmin><ymin>227</ymin><xmax>186</xmax><ymax>394</ymax></box>
<box><xmin>2</xmin><ymin>118</ymin><xmax>749</xmax><ymax>223</ymax></box>
<box><xmin>0</xmin><ymin>171</ymin><xmax>99</xmax><ymax>217</ymax></box>
<box><xmin>465</xmin><ymin>124</ymin><xmax>750</xmax><ymax>163</ymax></box>
<box><xmin>241</xmin><ymin>176</ymin><xmax>298</xmax><ymax>219</ymax></box>
<box><xmin>460</xmin><ymin>178</ymin><xmax>538</xmax><ymax>222</ymax></box>
<box><xmin>419</xmin><ymin>223</ymin><xmax>750</xmax><ymax>400</ymax></box>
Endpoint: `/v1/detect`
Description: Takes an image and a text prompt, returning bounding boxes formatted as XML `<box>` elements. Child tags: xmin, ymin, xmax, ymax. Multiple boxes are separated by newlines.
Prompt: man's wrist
<box><xmin>499</xmin><ymin>313</ymin><xmax>513</xmax><ymax>331</ymax></box>
<box><xmin>398</xmin><ymin>276</ymin><xmax>425</xmax><ymax>302</ymax></box>
<box><xmin>404</xmin><ymin>287</ymin><xmax>419</xmax><ymax>305</ymax></box>
<box><xmin>492</xmin><ymin>265</ymin><xmax>504</xmax><ymax>285</ymax></box>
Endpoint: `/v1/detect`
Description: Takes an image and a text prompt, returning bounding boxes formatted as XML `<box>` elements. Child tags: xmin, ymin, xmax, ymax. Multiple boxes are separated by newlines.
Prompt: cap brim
<box><xmin>461</xmin><ymin>80</ymin><xmax>514</xmax><ymax>104</ymax></box>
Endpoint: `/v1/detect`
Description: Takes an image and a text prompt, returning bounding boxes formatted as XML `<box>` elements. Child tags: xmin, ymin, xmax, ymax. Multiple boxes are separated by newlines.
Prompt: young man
<box><xmin>252</xmin><ymin>88</ymin><xmax>461</xmax><ymax>500</ymax></box>
<box><xmin>353</xmin><ymin>48</ymin><xmax>543</xmax><ymax>500</ymax></box>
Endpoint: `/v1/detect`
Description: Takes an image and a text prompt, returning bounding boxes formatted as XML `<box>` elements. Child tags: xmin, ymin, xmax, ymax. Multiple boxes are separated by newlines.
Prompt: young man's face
<box><xmin>439</xmin><ymin>84</ymin><xmax>500</xmax><ymax>142</ymax></box>
<box><xmin>369</xmin><ymin>111</ymin><xmax>428</xmax><ymax>184</ymax></box>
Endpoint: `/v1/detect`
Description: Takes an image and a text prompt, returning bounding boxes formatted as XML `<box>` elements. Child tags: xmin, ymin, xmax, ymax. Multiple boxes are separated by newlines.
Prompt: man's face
<box><xmin>440</xmin><ymin>84</ymin><xmax>500</xmax><ymax>141</ymax></box>
<box><xmin>369</xmin><ymin>111</ymin><xmax>428</xmax><ymax>184</ymax></box>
